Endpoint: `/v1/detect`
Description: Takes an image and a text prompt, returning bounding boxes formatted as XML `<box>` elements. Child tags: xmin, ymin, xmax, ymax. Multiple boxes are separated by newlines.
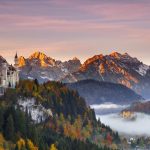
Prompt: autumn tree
<box><xmin>49</xmin><ymin>144</ymin><xmax>58</xmax><ymax>150</ymax></box>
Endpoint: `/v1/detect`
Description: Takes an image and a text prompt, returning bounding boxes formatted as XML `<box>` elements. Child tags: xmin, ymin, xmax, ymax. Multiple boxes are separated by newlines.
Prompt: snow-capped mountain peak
<box><xmin>19</xmin><ymin>51</ymin><xmax>81</xmax><ymax>83</ymax></box>
<box><xmin>18</xmin><ymin>51</ymin><xmax>150</xmax><ymax>98</ymax></box>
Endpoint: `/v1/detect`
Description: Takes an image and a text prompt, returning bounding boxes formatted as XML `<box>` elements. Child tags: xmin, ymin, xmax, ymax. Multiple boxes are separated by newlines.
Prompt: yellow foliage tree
<box><xmin>27</xmin><ymin>139</ymin><xmax>38</xmax><ymax>150</ymax></box>
<box><xmin>49</xmin><ymin>144</ymin><xmax>58</xmax><ymax>150</ymax></box>
<box><xmin>0</xmin><ymin>134</ymin><xmax>5</xmax><ymax>149</ymax></box>
<box><xmin>17</xmin><ymin>138</ymin><xmax>26</xmax><ymax>150</ymax></box>
<box><xmin>0</xmin><ymin>133</ymin><xmax>13</xmax><ymax>150</ymax></box>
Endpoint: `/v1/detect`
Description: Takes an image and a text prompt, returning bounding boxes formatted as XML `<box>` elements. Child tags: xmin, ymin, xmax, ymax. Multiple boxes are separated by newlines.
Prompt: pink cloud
<box><xmin>0</xmin><ymin>14</ymin><xmax>127</xmax><ymax>32</ymax></box>
<box><xmin>80</xmin><ymin>3</ymin><xmax>150</xmax><ymax>21</ymax></box>
<box><xmin>0</xmin><ymin>13</ymin><xmax>150</xmax><ymax>43</ymax></box>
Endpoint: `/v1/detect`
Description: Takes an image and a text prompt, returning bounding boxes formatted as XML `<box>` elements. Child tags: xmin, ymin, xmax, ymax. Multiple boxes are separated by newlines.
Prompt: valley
<box><xmin>92</xmin><ymin>101</ymin><xmax>150</xmax><ymax>149</ymax></box>
<box><xmin>93</xmin><ymin>102</ymin><xmax>150</xmax><ymax>136</ymax></box>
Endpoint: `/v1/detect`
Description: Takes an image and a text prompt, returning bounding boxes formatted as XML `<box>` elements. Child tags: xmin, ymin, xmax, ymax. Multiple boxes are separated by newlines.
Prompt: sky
<box><xmin>0</xmin><ymin>0</ymin><xmax>150</xmax><ymax>64</ymax></box>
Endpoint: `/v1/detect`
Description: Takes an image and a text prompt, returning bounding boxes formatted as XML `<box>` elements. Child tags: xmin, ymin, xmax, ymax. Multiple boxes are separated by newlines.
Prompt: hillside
<box><xmin>67</xmin><ymin>79</ymin><xmax>143</xmax><ymax>105</ymax></box>
<box><xmin>0</xmin><ymin>80</ymin><xmax>121</xmax><ymax>150</ymax></box>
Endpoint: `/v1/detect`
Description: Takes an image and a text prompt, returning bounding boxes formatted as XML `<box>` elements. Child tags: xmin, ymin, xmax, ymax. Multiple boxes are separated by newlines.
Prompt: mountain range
<box><xmin>17</xmin><ymin>51</ymin><xmax>150</xmax><ymax>98</ymax></box>
<box><xmin>63</xmin><ymin>52</ymin><xmax>150</xmax><ymax>98</ymax></box>
<box><xmin>18</xmin><ymin>51</ymin><xmax>81</xmax><ymax>82</ymax></box>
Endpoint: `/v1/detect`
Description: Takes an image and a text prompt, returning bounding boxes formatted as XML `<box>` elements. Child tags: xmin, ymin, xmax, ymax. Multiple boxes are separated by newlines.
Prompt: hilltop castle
<box><xmin>0</xmin><ymin>53</ymin><xmax>19</xmax><ymax>94</ymax></box>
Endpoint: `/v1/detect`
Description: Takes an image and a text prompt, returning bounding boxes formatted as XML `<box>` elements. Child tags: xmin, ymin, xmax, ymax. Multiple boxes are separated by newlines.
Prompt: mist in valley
<box><xmin>92</xmin><ymin>102</ymin><xmax>150</xmax><ymax>136</ymax></box>
<box><xmin>97</xmin><ymin>113</ymin><xmax>150</xmax><ymax>136</ymax></box>
<box><xmin>91</xmin><ymin>103</ymin><xmax>129</xmax><ymax>115</ymax></box>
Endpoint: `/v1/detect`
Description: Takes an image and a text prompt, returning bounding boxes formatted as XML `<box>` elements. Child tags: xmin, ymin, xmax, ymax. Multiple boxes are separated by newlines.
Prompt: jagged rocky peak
<box><xmin>72</xmin><ymin>57</ymin><xmax>80</xmax><ymax>61</ymax></box>
<box><xmin>109</xmin><ymin>51</ymin><xmax>133</xmax><ymax>61</ymax></box>
<box><xmin>83</xmin><ymin>54</ymin><xmax>104</xmax><ymax>66</ymax></box>
<box><xmin>66</xmin><ymin>57</ymin><xmax>81</xmax><ymax>64</ymax></box>
<box><xmin>0</xmin><ymin>55</ymin><xmax>7</xmax><ymax>64</ymax></box>
<box><xmin>123</xmin><ymin>52</ymin><xmax>130</xmax><ymax>56</ymax></box>
<box><xmin>70</xmin><ymin>57</ymin><xmax>81</xmax><ymax>65</ymax></box>
<box><xmin>109</xmin><ymin>51</ymin><xmax>122</xmax><ymax>58</ymax></box>
<box><xmin>109</xmin><ymin>51</ymin><xmax>139</xmax><ymax>64</ymax></box>
<box><xmin>28</xmin><ymin>51</ymin><xmax>56</xmax><ymax>67</ymax></box>
<box><xmin>29</xmin><ymin>51</ymin><xmax>48</xmax><ymax>60</ymax></box>
<box><xmin>122</xmin><ymin>52</ymin><xmax>138</xmax><ymax>61</ymax></box>
<box><xmin>18</xmin><ymin>56</ymin><xmax>26</xmax><ymax>67</ymax></box>
<box><xmin>60</xmin><ymin>57</ymin><xmax>81</xmax><ymax>74</ymax></box>
<box><xmin>29</xmin><ymin>51</ymin><xmax>44</xmax><ymax>59</ymax></box>
<box><xmin>82</xmin><ymin>51</ymin><xmax>140</xmax><ymax>66</ymax></box>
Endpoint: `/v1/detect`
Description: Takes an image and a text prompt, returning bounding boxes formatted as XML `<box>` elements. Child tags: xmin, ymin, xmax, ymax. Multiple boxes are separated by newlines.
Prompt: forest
<box><xmin>0</xmin><ymin>79</ymin><xmax>120</xmax><ymax>150</ymax></box>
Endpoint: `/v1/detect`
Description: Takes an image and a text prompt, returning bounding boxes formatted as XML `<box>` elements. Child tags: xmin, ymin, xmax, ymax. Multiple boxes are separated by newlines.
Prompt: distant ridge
<box><xmin>67</xmin><ymin>79</ymin><xmax>144</xmax><ymax>105</ymax></box>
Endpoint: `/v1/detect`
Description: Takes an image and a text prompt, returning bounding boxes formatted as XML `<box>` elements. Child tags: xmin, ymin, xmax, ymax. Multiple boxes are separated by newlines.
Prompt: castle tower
<box><xmin>14</xmin><ymin>52</ymin><xmax>19</xmax><ymax>69</ymax></box>
<box><xmin>14</xmin><ymin>52</ymin><xmax>19</xmax><ymax>86</ymax></box>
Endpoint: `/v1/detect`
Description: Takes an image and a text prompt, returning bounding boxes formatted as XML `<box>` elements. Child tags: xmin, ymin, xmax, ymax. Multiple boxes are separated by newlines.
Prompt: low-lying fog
<box><xmin>90</xmin><ymin>103</ymin><xmax>129</xmax><ymax>115</ymax></box>
<box><xmin>91</xmin><ymin>102</ymin><xmax>150</xmax><ymax>136</ymax></box>
<box><xmin>97</xmin><ymin>113</ymin><xmax>150</xmax><ymax>136</ymax></box>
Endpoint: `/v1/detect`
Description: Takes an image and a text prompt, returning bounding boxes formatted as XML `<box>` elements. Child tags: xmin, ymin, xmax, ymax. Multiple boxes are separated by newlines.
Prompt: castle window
<box><xmin>8</xmin><ymin>82</ymin><xmax>11</xmax><ymax>87</ymax></box>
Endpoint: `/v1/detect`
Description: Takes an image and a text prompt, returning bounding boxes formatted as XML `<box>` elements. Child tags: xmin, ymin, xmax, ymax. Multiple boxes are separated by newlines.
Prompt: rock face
<box><xmin>18</xmin><ymin>98</ymin><xmax>53</xmax><ymax>123</ymax></box>
<box><xmin>19</xmin><ymin>51</ymin><xmax>81</xmax><ymax>83</ymax></box>
<box><xmin>18</xmin><ymin>56</ymin><xmax>26</xmax><ymax>67</ymax></box>
<box><xmin>63</xmin><ymin>52</ymin><xmax>150</xmax><ymax>98</ymax></box>
<box><xmin>67</xmin><ymin>79</ymin><xmax>143</xmax><ymax>105</ymax></box>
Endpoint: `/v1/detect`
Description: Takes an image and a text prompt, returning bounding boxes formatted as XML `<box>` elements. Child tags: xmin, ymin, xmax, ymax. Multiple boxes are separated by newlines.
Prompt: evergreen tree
<box><xmin>0</xmin><ymin>107</ymin><xmax>4</xmax><ymax>132</ymax></box>
<box><xmin>5</xmin><ymin>114</ymin><xmax>15</xmax><ymax>140</ymax></box>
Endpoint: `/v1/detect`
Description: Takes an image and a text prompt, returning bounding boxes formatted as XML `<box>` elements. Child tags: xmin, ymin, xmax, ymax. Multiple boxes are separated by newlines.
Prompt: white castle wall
<box><xmin>0</xmin><ymin>55</ymin><xmax>19</xmax><ymax>94</ymax></box>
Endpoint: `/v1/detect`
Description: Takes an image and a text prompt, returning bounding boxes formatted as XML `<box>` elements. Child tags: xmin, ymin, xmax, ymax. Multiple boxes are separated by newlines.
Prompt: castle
<box><xmin>0</xmin><ymin>53</ymin><xmax>19</xmax><ymax>95</ymax></box>
<box><xmin>120</xmin><ymin>110</ymin><xmax>136</xmax><ymax>120</ymax></box>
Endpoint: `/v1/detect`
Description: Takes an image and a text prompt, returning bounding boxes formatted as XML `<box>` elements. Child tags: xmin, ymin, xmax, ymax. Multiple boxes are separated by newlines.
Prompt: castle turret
<box><xmin>14</xmin><ymin>52</ymin><xmax>19</xmax><ymax>69</ymax></box>
<box><xmin>13</xmin><ymin>52</ymin><xmax>19</xmax><ymax>87</ymax></box>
